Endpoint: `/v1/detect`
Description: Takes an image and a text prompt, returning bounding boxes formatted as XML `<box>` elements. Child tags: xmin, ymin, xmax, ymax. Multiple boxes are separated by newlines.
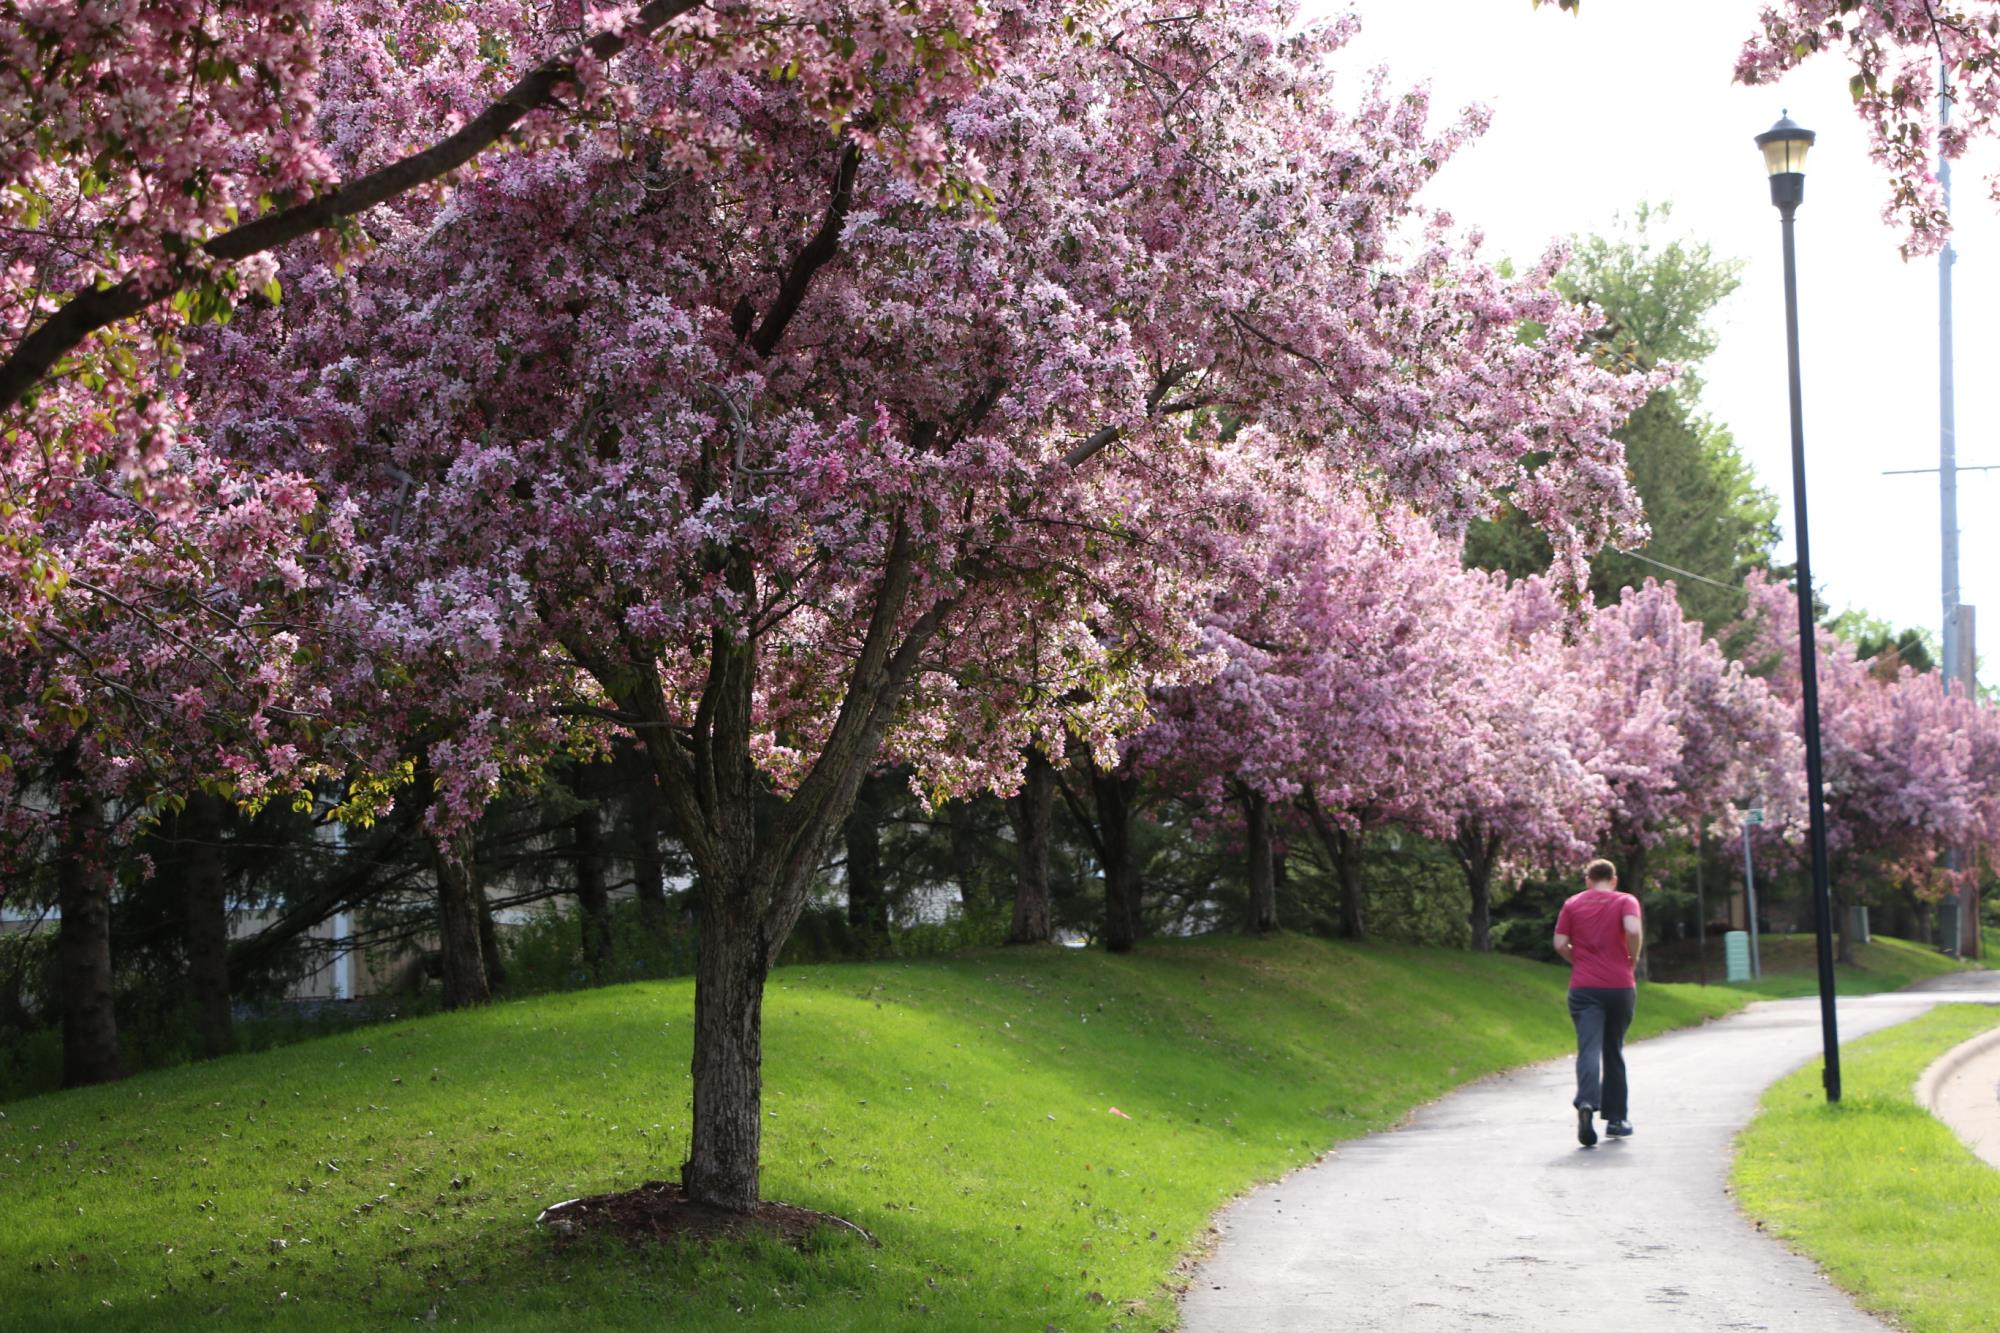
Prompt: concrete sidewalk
<box><xmin>1181</xmin><ymin>976</ymin><xmax>2000</xmax><ymax>1333</ymax></box>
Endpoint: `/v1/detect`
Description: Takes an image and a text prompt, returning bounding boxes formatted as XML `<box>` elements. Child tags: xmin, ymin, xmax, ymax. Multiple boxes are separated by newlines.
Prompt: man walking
<box><xmin>1554</xmin><ymin>858</ymin><xmax>1642</xmax><ymax>1147</ymax></box>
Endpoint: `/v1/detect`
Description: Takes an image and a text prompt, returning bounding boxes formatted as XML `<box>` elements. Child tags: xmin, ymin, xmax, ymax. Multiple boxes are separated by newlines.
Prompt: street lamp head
<box><xmin>1756</xmin><ymin>112</ymin><xmax>1815</xmax><ymax>209</ymax></box>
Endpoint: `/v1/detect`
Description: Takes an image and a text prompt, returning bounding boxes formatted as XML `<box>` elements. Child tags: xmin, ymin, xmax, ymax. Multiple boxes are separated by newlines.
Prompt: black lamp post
<box><xmin>1757</xmin><ymin>111</ymin><xmax>1842</xmax><ymax>1102</ymax></box>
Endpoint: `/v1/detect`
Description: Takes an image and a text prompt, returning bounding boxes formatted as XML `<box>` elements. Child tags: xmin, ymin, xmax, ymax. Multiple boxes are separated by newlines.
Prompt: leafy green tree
<box><xmin>1827</xmin><ymin>608</ymin><xmax>1938</xmax><ymax>679</ymax></box>
<box><xmin>1467</xmin><ymin>204</ymin><xmax>1780</xmax><ymax>633</ymax></box>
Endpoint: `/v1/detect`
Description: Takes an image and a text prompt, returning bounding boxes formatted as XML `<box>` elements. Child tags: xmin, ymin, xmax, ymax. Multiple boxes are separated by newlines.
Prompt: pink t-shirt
<box><xmin>1556</xmin><ymin>887</ymin><xmax>1642</xmax><ymax>989</ymax></box>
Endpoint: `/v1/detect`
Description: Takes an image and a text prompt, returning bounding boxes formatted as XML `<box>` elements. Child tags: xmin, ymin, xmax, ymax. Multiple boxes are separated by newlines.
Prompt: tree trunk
<box><xmin>1333</xmin><ymin>829</ymin><xmax>1366</xmax><ymax>941</ymax></box>
<box><xmin>475</xmin><ymin>875</ymin><xmax>507</xmax><ymax>993</ymax></box>
<box><xmin>572</xmin><ymin>802</ymin><xmax>612</xmax><ymax>983</ymax></box>
<box><xmin>681</xmin><ymin>872</ymin><xmax>771</xmax><ymax>1211</ymax></box>
<box><xmin>1299</xmin><ymin>790</ymin><xmax>1365</xmax><ymax>941</ymax></box>
<box><xmin>627</xmin><ymin>775</ymin><xmax>671</xmax><ymax>940</ymax></box>
<box><xmin>180</xmin><ymin>792</ymin><xmax>234</xmax><ymax>1060</ymax></box>
<box><xmin>1450</xmin><ymin>825</ymin><xmax>1502</xmax><ymax>953</ymax></box>
<box><xmin>1620</xmin><ymin>841</ymin><xmax>1649</xmax><ymax>897</ymax></box>
<box><xmin>57</xmin><ymin>781</ymin><xmax>126</xmax><ymax>1088</ymax></box>
<box><xmin>1092</xmin><ymin>768</ymin><xmax>1141</xmax><ymax>953</ymax></box>
<box><xmin>433</xmin><ymin>835</ymin><xmax>490</xmax><ymax>1009</ymax></box>
<box><xmin>1242</xmin><ymin>787</ymin><xmax>1278</xmax><ymax>934</ymax></box>
<box><xmin>1466</xmin><ymin>857</ymin><xmax>1494</xmax><ymax>953</ymax></box>
<box><xmin>1833</xmin><ymin>887</ymin><xmax>1856</xmax><ymax>966</ymax></box>
<box><xmin>1006</xmin><ymin>748</ymin><xmax>1054</xmax><ymax>945</ymax></box>
<box><xmin>577</xmin><ymin>515</ymin><xmax>945</xmax><ymax>1210</ymax></box>
<box><xmin>843</xmin><ymin>776</ymin><xmax>889</xmax><ymax>943</ymax></box>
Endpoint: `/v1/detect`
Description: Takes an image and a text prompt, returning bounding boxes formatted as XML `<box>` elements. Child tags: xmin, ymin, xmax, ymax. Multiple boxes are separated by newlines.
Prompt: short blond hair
<box><xmin>1584</xmin><ymin>858</ymin><xmax>1617</xmax><ymax>884</ymax></box>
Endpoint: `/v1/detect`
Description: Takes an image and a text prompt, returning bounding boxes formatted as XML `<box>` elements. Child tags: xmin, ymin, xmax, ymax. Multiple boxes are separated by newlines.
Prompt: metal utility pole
<box><xmin>1695</xmin><ymin>814</ymin><xmax>1708</xmax><ymax>986</ymax></box>
<box><xmin>1962</xmin><ymin>609</ymin><xmax>1982</xmax><ymax>960</ymax></box>
<box><xmin>1886</xmin><ymin>70</ymin><xmax>1991</xmax><ymax>956</ymax></box>
<box><xmin>1940</xmin><ymin>71</ymin><xmax>1966</xmax><ymax>958</ymax></box>
<box><xmin>1942</xmin><ymin>72</ymin><xmax>1961</xmax><ymax>690</ymax></box>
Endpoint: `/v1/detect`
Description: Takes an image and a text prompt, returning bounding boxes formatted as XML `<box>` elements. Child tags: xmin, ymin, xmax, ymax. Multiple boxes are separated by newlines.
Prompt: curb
<box><xmin>1911</xmin><ymin>1016</ymin><xmax>2000</xmax><ymax>1111</ymax></box>
<box><xmin>1912</xmin><ymin>1010</ymin><xmax>2000</xmax><ymax>1172</ymax></box>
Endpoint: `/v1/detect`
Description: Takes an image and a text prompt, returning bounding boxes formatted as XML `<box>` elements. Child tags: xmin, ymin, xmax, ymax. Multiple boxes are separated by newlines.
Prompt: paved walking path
<box><xmin>1182</xmin><ymin>974</ymin><xmax>2000</xmax><ymax>1333</ymax></box>
<box><xmin>1915</xmin><ymin>985</ymin><xmax>2000</xmax><ymax>1171</ymax></box>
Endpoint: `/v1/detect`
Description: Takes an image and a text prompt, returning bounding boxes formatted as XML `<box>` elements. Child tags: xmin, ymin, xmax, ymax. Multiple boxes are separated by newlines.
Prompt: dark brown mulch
<box><xmin>535</xmin><ymin>1180</ymin><xmax>876</xmax><ymax>1251</ymax></box>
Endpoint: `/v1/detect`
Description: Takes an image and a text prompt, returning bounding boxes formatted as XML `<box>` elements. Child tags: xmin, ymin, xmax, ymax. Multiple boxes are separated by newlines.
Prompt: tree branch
<box><xmin>748</xmin><ymin>140</ymin><xmax>863</xmax><ymax>358</ymax></box>
<box><xmin>0</xmin><ymin>0</ymin><xmax>711</xmax><ymax>411</ymax></box>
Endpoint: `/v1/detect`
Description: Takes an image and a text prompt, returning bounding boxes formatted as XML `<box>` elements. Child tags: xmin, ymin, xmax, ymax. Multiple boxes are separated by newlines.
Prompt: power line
<box><xmin>1614</xmin><ymin>549</ymin><xmax>1746</xmax><ymax>595</ymax></box>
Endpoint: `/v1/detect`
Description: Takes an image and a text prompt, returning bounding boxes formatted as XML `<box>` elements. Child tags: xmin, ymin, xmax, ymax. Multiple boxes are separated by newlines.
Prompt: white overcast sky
<box><xmin>1315</xmin><ymin>0</ymin><xmax>1996</xmax><ymax>687</ymax></box>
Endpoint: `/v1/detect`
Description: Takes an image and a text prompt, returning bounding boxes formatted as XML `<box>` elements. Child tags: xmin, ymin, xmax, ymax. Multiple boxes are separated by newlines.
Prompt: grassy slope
<box><xmin>1649</xmin><ymin>933</ymin><xmax>1978</xmax><ymax>997</ymax></box>
<box><xmin>0</xmin><ymin>936</ymin><xmax>1747</xmax><ymax>1331</ymax></box>
<box><xmin>1733</xmin><ymin>1003</ymin><xmax>2000</xmax><ymax>1333</ymax></box>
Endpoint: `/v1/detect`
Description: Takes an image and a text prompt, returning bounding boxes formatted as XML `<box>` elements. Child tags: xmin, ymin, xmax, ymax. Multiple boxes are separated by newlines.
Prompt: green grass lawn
<box><xmin>0</xmin><ymin>936</ymin><xmax>1748</xmax><ymax>1331</ymax></box>
<box><xmin>1649</xmin><ymin>932</ymin><xmax>1979</xmax><ymax>998</ymax></box>
<box><xmin>1733</xmin><ymin>1002</ymin><xmax>2000</xmax><ymax>1333</ymax></box>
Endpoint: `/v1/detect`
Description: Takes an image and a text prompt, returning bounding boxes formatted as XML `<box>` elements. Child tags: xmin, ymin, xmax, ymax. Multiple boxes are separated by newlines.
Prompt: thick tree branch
<box><xmin>0</xmin><ymin>0</ymin><xmax>710</xmax><ymax>411</ymax></box>
<box><xmin>1061</xmin><ymin>364</ymin><xmax>1190</xmax><ymax>467</ymax></box>
<box><xmin>748</xmin><ymin>140</ymin><xmax>863</xmax><ymax>358</ymax></box>
<box><xmin>765</xmin><ymin>515</ymin><xmax>919</xmax><ymax>872</ymax></box>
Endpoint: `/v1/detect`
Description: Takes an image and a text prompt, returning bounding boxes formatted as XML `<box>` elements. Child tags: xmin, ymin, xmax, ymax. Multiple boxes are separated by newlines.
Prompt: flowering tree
<box><xmin>0</xmin><ymin>433</ymin><xmax>349</xmax><ymax>1085</ymax></box>
<box><xmin>1126</xmin><ymin>449</ymin><xmax>1319</xmax><ymax>935</ymax></box>
<box><xmin>190</xmin><ymin>0</ymin><xmax>1649</xmax><ymax>1212</ymax></box>
<box><xmin>1434</xmin><ymin>574</ymin><xmax>1609</xmax><ymax>950</ymax></box>
<box><xmin>1274</xmin><ymin>509</ymin><xmax>1490</xmax><ymax>942</ymax></box>
<box><xmin>1544</xmin><ymin>1</ymin><xmax>2000</xmax><ymax>254</ymax></box>
<box><xmin>1572</xmin><ymin>579</ymin><xmax>1796</xmax><ymax>890</ymax></box>
<box><xmin>1738</xmin><ymin>573</ymin><xmax>2000</xmax><ymax>955</ymax></box>
<box><xmin>1144</xmin><ymin>464</ymin><xmax>1488</xmax><ymax>932</ymax></box>
<box><xmin>0</xmin><ymin>0</ymin><xmax>1001</xmax><ymax>628</ymax></box>
<box><xmin>1733</xmin><ymin>0</ymin><xmax>2000</xmax><ymax>254</ymax></box>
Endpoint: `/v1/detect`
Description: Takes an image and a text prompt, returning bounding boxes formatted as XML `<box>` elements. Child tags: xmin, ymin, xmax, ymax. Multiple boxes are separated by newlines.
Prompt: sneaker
<box><xmin>1576</xmin><ymin>1106</ymin><xmax>1597</xmax><ymax>1147</ymax></box>
<box><xmin>1606</xmin><ymin>1119</ymin><xmax>1634</xmax><ymax>1138</ymax></box>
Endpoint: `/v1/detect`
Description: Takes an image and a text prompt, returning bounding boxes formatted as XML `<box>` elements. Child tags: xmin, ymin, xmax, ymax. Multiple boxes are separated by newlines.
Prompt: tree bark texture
<box><xmin>843</xmin><ymin>774</ymin><xmax>890</xmax><ymax>942</ymax></box>
<box><xmin>1092</xmin><ymin>768</ymin><xmax>1142</xmax><ymax>954</ymax></box>
<box><xmin>1300</xmin><ymin>792</ymin><xmax>1366</xmax><ymax>942</ymax></box>
<box><xmin>680</xmin><ymin>883</ymin><xmax>770</xmax><ymax>1211</ymax></box>
<box><xmin>433</xmin><ymin>835</ymin><xmax>490</xmax><ymax>1010</ymax></box>
<box><xmin>1006</xmin><ymin>748</ymin><xmax>1055</xmax><ymax>945</ymax></box>
<box><xmin>1242</xmin><ymin>787</ymin><xmax>1278</xmax><ymax>934</ymax></box>
<box><xmin>57</xmin><ymin>781</ymin><xmax>125</xmax><ymax>1087</ymax></box>
<box><xmin>572</xmin><ymin>800</ymin><xmax>612</xmax><ymax>983</ymax></box>
<box><xmin>1450</xmin><ymin>825</ymin><xmax>1502</xmax><ymax>954</ymax></box>
<box><xmin>1619</xmin><ymin>841</ymin><xmax>1650</xmax><ymax>899</ymax></box>
<box><xmin>567</xmin><ymin>511</ymin><xmax>950</xmax><ymax>1209</ymax></box>
<box><xmin>179</xmin><ymin>792</ymin><xmax>235</xmax><ymax>1060</ymax></box>
<box><xmin>1333</xmin><ymin>829</ymin><xmax>1366</xmax><ymax>942</ymax></box>
<box><xmin>475</xmin><ymin>875</ymin><xmax>507</xmax><ymax>993</ymax></box>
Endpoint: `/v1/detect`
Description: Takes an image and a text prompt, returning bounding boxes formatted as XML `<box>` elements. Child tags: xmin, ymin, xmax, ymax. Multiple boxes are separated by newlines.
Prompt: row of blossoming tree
<box><xmin>1118</xmin><ymin>478</ymin><xmax>2000</xmax><ymax>955</ymax></box>
<box><xmin>6</xmin><ymin>0</ymin><xmax>2000</xmax><ymax>1214</ymax></box>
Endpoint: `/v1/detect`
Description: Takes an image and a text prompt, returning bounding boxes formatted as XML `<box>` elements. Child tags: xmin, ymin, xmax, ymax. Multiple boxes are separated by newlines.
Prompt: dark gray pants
<box><xmin>1568</xmin><ymin>986</ymin><xmax>1636</xmax><ymax>1119</ymax></box>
